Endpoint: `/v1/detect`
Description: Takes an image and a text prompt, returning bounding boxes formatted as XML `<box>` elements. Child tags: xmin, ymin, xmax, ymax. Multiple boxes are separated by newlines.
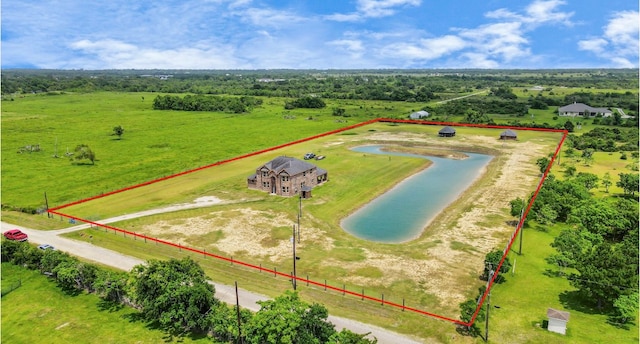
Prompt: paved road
<box><xmin>2</xmin><ymin>220</ymin><xmax>425</xmax><ymax>344</ymax></box>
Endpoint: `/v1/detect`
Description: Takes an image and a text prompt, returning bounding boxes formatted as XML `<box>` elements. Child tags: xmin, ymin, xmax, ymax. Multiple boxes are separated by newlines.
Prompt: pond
<box><xmin>341</xmin><ymin>145</ymin><xmax>493</xmax><ymax>243</ymax></box>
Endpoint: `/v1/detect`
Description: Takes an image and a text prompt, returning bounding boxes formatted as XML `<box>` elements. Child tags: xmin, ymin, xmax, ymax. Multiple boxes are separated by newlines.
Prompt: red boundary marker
<box><xmin>48</xmin><ymin>118</ymin><xmax>567</xmax><ymax>327</ymax></box>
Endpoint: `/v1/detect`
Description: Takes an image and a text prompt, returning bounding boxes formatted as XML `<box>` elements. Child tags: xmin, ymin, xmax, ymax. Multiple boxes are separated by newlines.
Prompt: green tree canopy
<box><xmin>130</xmin><ymin>257</ymin><xmax>217</xmax><ymax>334</ymax></box>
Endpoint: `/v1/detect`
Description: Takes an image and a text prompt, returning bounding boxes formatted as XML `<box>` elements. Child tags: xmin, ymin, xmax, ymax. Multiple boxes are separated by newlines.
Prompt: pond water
<box><xmin>341</xmin><ymin>145</ymin><xmax>493</xmax><ymax>243</ymax></box>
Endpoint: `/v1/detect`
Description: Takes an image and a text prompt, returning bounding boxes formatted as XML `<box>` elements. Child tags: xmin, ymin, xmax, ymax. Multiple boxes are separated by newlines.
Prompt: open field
<box><xmin>1</xmin><ymin>263</ymin><xmax>204</xmax><ymax>344</ymax></box>
<box><xmin>2</xmin><ymin>89</ymin><xmax>636</xmax><ymax>343</ymax></box>
<box><xmin>55</xmin><ymin>122</ymin><xmax>563</xmax><ymax>324</ymax></box>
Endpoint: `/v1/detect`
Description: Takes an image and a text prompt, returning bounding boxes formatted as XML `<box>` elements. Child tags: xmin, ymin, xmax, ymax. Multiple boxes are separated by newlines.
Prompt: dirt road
<box><xmin>1</xmin><ymin>220</ymin><xmax>425</xmax><ymax>344</ymax></box>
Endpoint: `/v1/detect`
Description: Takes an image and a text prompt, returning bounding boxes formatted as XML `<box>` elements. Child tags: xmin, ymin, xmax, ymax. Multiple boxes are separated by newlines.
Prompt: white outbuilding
<box><xmin>547</xmin><ymin>308</ymin><xmax>570</xmax><ymax>335</ymax></box>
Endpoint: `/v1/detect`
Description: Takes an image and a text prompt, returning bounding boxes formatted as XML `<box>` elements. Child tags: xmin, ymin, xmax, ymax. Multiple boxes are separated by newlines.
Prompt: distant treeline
<box><xmin>152</xmin><ymin>94</ymin><xmax>262</xmax><ymax>113</ymax></box>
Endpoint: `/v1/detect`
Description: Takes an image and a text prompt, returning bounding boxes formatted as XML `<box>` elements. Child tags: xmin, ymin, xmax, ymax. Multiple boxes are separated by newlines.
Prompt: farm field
<box><xmin>2</xmin><ymin>87</ymin><xmax>637</xmax><ymax>344</ymax></box>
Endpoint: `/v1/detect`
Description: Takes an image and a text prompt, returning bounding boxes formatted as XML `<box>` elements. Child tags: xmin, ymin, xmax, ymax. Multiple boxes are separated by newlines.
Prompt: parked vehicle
<box><xmin>38</xmin><ymin>244</ymin><xmax>55</xmax><ymax>250</ymax></box>
<box><xmin>315</xmin><ymin>155</ymin><xmax>325</xmax><ymax>160</ymax></box>
<box><xmin>3</xmin><ymin>229</ymin><xmax>28</xmax><ymax>242</ymax></box>
<box><xmin>303</xmin><ymin>152</ymin><xmax>315</xmax><ymax>160</ymax></box>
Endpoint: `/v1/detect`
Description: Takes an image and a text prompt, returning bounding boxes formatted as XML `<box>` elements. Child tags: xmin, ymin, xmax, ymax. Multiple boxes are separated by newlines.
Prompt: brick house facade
<box><xmin>247</xmin><ymin>156</ymin><xmax>328</xmax><ymax>197</ymax></box>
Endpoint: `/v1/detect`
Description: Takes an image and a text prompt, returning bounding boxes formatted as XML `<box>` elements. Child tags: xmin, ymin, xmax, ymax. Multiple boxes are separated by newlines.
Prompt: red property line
<box><xmin>48</xmin><ymin>119</ymin><xmax>567</xmax><ymax>327</ymax></box>
<box><xmin>468</xmin><ymin>129</ymin><xmax>568</xmax><ymax>327</ymax></box>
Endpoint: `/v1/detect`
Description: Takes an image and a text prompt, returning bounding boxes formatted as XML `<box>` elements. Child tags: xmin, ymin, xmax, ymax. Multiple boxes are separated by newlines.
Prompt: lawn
<box><xmin>487</xmin><ymin>223</ymin><xmax>639</xmax><ymax>343</ymax></box>
<box><xmin>0</xmin><ymin>262</ymin><xmax>205</xmax><ymax>344</ymax></box>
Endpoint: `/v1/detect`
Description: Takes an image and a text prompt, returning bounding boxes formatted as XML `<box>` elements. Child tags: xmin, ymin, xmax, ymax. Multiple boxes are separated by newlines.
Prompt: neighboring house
<box><xmin>247</xmin><ymin>156</ymin><xmax>328</xmax><ymax>198</ymax></box>
<box><xmin>409</xmin><ymin>110</ymin><xmax>430</xmax><ymax>119</ymax></box>
<box><xmin>558</xmin><ymin>102</ymin><xmax>612</xmax><ymax>117</ymax></box>
<box><xmin>438</xmin><ymin>126</ymin><xmax>456</xmax><ymax>137</ymax></box>
<box><xmin>500</xmin><ymin>129</ymin><xmax>518</xmax><ymax>140</ymax></box>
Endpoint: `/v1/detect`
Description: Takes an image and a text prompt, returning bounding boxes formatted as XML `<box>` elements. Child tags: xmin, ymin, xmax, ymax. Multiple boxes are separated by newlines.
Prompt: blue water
<box><xmin>341</xmin><ymin>145</ymin><xmax>493</xmax><ymax>243</ymax></box>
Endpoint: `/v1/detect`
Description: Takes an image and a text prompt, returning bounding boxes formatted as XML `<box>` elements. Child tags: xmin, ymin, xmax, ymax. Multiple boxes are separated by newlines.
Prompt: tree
<box><xmin>244</xmin><ymin>291</ymin><xmax>335</xmax><ymax>344</ymax></box>
<box><xmin>569</xmin><ymin>243</ymin><xmax>638</xmax><ymax>309</ymax></box>
<box><xmin>564</xmin><ymin>120</ymin><xmax>575</xmax><ymax>132</ymax></box>
<box><xmin>602</xmin><ymin>172</ymin><xmax>612</xmax><ymax>193</ymax></box>
<box><xmin>130</xmin><ymin>258</ymin><xmax>217</xmax><ymax>334</ymax></box>
<box><xmin>327</xmin><ymin>329</ymin><xmax>378</xmax><ymax>344</ymax></box>
<box><xmin>616</xmin><ymin>173</ymin><xmax>639</xmax><ymax>196</ymax></box>
<box><xmin>536</xmin><ymin>157</ymin><xmax>551</xmax><ymax>175</ymax></box>
<box><xmin>563</xmin><ymin>165</ymin><xmax>577</xmax><ymax>178</ymax></box>
<box><xmin>612</xmin><ymin>293</ymin><xmax>639</xmax><ymax>325</ymax></box>
<box><xmin>113</xmin><ymin>125</ymin><xmax>124</xmax><ymax>139</ymax></box>
<box><xmin>509</xmin><ymin>197</ymin><xmax>526</xmax><ymax>218</ymax></box>
<box><xmin>575</xmin><ymin>172</ymin><xmax>599</xmax><ymax>190</ymax></box>
<box><xmin>581</xmin><ymin>148</ymin><xmax>594</xmax><ymax>165</ymax></box>
<box><xmin>482</xmin><ymin>249</ymin><xmax>512</xmax><ymax>283</ymax></box>
<box><xmin>73</xmin><ymin>144</ymin><xmax>96</xmax><ymax>164</ymax></box>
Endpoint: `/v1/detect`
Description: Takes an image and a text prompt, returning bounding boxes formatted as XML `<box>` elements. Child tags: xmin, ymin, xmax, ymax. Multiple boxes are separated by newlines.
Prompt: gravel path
<box><xmin>1</xmin><ymin>220</ymin><xmax>425</xmax><ymax>344</ymax></box>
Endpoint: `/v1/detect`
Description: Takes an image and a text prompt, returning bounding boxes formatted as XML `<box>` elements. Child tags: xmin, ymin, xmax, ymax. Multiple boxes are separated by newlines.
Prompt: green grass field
<box><xmin>2</xmin><ymin>91</ymin><xmax>637</xmax><ymax>343</ymax></box>
<box><xmin>0</xmin><ymin>262</ymin><xmax>205</xmax><ymax>344</ymax></box>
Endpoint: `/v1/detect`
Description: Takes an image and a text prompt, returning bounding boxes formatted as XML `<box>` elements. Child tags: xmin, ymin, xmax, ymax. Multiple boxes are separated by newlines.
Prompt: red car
<box><xmin>3</xmin><ymin>229</ymin><xmax>28</xmax><ymax>242</ymax></box>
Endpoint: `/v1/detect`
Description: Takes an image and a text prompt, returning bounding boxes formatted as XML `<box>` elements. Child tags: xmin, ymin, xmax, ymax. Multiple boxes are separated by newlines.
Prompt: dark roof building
<box><xmin>499</xmin><ymin>129</ymin><xmax>517</xmax><ymax>140</ymax></box>
<box><xmin>438</xmin><ymin>126</ymin><xmax>456</xmax><ymax>137</ymax></box>
<box><xmin>247</xmin><ymin>156</ymin><xmax>327</xmax><ymax>198</ymax></box>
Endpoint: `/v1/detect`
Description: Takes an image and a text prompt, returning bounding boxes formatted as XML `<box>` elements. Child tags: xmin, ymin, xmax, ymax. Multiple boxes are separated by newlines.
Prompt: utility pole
<box><xmin>485</xmin><ymin>269</ymin><xmax>494</xmax><ymax>343</ymax></box>
<box><xmin>518</xmin><ymin>205</ymin><xmax>524</xmax><ymax>255</ymax></box>
<box><xmin>235</xmin><ymin>281</ymin><xmax>243</xmax><ymax>344</ymax></box>
<box><xmin>44</xmin><ymin>192</ymin><xmax>51</xmax><ymax>218</ymax></box>
<box><xmin>298</xmin><ymin>194</ymin><xmax>302</xmax><ymax>243</ymax></box>
<box><xmin>292</xmin><ymin>224</ymin><xmax>297</xmax><ymax>290</ymax></box>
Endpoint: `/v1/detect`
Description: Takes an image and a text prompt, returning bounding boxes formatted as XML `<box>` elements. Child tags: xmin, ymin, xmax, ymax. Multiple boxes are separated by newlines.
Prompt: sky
<box><xmin>1</xmin><ymin>0</ymin><xmax>638</xmax><ymax>70</ymax></box>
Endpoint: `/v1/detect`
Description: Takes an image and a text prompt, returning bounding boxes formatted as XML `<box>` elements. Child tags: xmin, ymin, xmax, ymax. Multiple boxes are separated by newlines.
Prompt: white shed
<box><xmin>547</xmin><ymin>308</ymin><xmax>570</xmax><ymax>335</ymax></box>
<box><xmin>409</xmin><ymin>110</ymin><xmax>430</xmax><ymax>119</ymax></box>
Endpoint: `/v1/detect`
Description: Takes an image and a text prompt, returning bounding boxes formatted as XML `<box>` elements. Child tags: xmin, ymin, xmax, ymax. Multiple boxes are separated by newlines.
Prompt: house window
<box><xmin>262</xmin><ymin>171</ymin><xmax>267</xmax><ymax>177</ymax></box>
<box><xmin>303</xmin><ymin>171</ymin><xmax>306</xmax><ymax>176</ymax></box>
<box><xmin>282</xmin><ymin>186</ymin><xmax>289</xmax><ymax>193</ymax></box>
<box><xmin>263</xmin><ymin>181</ymin><xmax>270</xmax><ymax>188</ymax></box>
<box><xmin>281</xmin><ymin>176</ymin><xmax>289</xmax><ymax>182</ymax></box>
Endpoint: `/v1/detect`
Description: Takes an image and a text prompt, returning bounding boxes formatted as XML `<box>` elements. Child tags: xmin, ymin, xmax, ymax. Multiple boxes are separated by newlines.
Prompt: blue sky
<box><xmin>2</xmin><ymin>0</ymin><xmax>638</xmax><ymax>69</ymax></box>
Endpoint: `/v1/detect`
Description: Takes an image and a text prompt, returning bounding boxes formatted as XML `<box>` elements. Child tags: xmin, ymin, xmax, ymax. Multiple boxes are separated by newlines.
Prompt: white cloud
<box><xmin>69</xmin><ymin>39</ymin><xmax>246</xmax><ymax>69</ymax></box>
<box><xmin>578</xmin><ymin>10</ymin><xmax>639</xmax><ymax>67</ymax></box>
<box><xmin>486</xmin><ymin>0</ymin><xmax>574</xmax><ymax>27</ymax></box>
<box><xmin>326</xmin><ymin>0</ymin><xmax>421</xmax><ymax>22</ymax></box>
<box><xmin>382</xmin><ymin>35</ymin><xmax>466</xmax><ymax>60</ymax></box>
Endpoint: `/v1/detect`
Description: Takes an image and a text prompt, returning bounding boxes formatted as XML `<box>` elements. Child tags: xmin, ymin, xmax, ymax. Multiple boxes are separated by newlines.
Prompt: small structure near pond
<box><xmin>499</xmin><ymin>129</ymin><xmax>517</xmax><ymax>140</ymax></box>
<box><xmin>438</xmin><ymin>126</ymin><xmax>456</xmax><ymax>137</ymax></box>
<box><xmin>546</xmin><ymin>308</ymin><xmax>570</xmax><ymax>335</ymax></box>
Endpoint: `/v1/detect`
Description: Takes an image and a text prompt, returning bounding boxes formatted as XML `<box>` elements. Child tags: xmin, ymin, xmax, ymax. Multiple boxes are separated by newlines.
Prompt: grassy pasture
<box><xmin>1</xmin><ymin>92</ymin><xmax>420</xmax><ymax>210</ymax></box>
<box><xmin>1</xmin><ymin>262</ymin><xmax>203</xmax><ymax>344</ymax></box>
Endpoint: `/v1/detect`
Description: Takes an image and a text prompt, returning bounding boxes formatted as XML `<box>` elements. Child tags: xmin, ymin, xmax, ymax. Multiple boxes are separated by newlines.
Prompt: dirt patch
<box><xmin>141</xmin><ymin>208</ymin><xmax>334</xmax><ymax>262</ymax></box>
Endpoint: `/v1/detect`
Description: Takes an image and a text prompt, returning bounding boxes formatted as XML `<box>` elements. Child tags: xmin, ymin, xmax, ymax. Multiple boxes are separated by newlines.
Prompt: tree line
<box><xmin>152</xmin><ymin>94</ymin><xmax>262</xmax><ymax>113</ymax></box>
<box><xmin>509</xmin><ymin>170</ymin><xmax>638</xmax><ymax>325</ymax></box>
<box><xmin>1</xmin><ymin>243</ymin><xmax>376</xmax><ymax>343</ymax></box>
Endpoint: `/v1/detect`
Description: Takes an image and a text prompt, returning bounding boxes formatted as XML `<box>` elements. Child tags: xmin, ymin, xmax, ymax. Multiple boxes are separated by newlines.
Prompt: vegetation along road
<box><xmin>1</xmin><ymin>215</ymin><xmax>423</xmax><ymax>344</ymax></box>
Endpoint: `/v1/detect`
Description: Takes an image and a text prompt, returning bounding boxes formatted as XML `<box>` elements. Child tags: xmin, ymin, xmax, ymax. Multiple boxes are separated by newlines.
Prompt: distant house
<box><xmin>547</xmin><ymin>308</ymin><xmax>570</xmax><ymax>335</ymax></box>
<box><xmin>438</xmin><ymin>126</ymin><xmax>456</xmax><ymax>137</ymax></box>
<box><xmin>558</xmin><ymin>102</ymin><xmax>612</xmax><ymax>117</ymax></box>
<box><xmin>247</xmin><ymin>156</ymin><xmax>327</xmax><ymax>198</ymax></box>
<box><xmin>500</xmin><ymin>129</ymin><xmax>517</xmax><ymax>140</ymax></box>
<box><xmin>409</xmin><ymin>110</ymin><xmax>430</xmax><ymax>119</ymax></box>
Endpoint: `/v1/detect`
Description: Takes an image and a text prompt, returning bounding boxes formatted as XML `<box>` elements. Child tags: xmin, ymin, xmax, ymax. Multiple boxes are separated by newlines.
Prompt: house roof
<box><xmin>547</xmin><ymin>308</ymin><xmax>570</xmax><ymax>321</ymax></box>
<box><xmin>439</xmin><ymin>126</ymin><xmax>456</xmax><ymax>134</ymax></box>
<box><xmin>263</xmin><ymin>156</ymin><xmax>316</xmax><ymax>175</ymax></box>
<box><xmin>500</xmin><ymin>129</ymin><xmax>517</xmax><ymax>137</ymax></box>
<box><xmin>559</xmin><ymin>102</ymin><xmax>611</xmax><ymax>113</ymax></box>
<box><xmin>409</xmin><ymin>110</ymin><xmax>430</xmax><ymax>118</ymax></box>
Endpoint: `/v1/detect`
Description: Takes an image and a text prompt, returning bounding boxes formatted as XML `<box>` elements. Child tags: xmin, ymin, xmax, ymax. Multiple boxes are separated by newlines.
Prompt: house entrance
<box><xmin>270</xmin><ymin>176</ymin><xmax>276</xmax><ymax>194</ymax></box>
